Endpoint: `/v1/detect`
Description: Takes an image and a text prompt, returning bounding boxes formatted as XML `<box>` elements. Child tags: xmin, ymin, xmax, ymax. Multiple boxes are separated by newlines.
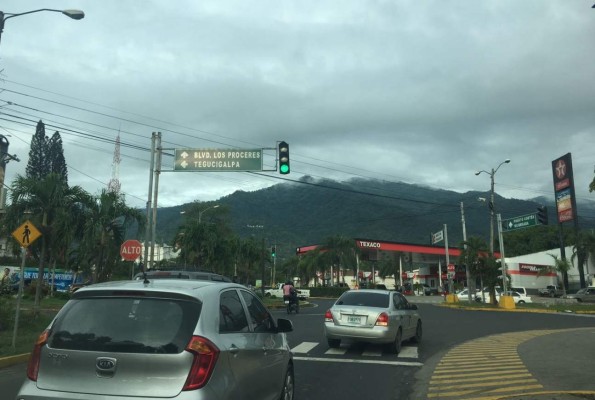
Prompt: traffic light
<box><xmin>278</xmin><ymin>141</ymin><xmax>290</xmax><ymax>174</ymax></box>
<box><xmin>537</xmin><ymin>206</ymin><xmax>548</xmax><ymax>225</ymax></box>
<box><xmin>271</xmin><ymin>246</ymin><xmax>276</xmax><ymax>258</ymax></box>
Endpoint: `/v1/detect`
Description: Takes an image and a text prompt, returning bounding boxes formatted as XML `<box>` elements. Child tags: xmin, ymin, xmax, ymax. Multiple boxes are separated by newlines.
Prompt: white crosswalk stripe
<box><xmin>291</xmin><ymin>341</ymin><xmax>419</xmax><ymax>360</ymax></box>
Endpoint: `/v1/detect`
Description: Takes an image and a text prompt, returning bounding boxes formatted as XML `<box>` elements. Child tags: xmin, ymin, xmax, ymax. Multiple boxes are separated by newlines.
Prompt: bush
<box><xmin>0</xmin><ymin>297</ymin><xmax>15</xmax><ymax>332</ymax></box>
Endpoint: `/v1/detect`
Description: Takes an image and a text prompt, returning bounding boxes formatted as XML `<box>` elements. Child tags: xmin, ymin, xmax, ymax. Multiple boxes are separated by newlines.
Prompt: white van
<box><xmin>511</xmin><ymin>287</ymin><xmax>528</xmax><ymax>296</ymax></box>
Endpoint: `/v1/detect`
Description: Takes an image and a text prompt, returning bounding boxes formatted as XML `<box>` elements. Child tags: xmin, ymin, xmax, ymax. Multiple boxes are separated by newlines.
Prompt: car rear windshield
<box><xmin>48</xmin><ymin>296</ymin><xmax>201</xmax><ymax>354</ymax></box>
<box><xmin>336</xmin><ymin>292</ymin><xmax>389</xmax><ymax>308</ymax></box>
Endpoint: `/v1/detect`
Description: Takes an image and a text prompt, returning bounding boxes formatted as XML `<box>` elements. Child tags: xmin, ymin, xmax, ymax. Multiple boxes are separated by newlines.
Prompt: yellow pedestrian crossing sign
<box><xmin>12</xmin><ymin>220</ymin><xmax>42</xmax><ymax>248</ymax></box>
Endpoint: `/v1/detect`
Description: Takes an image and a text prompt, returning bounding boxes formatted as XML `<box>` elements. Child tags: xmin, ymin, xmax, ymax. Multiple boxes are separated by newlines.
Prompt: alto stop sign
<box><xmin>120</xmin><ymin>240</ymin><xmax>142</xmax><ymax>261</ymax></box>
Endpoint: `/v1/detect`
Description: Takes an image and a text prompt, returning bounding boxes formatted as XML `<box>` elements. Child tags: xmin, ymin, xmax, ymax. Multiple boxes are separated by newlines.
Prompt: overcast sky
<box><xmin>1</xmin><ymin>0</ymin><xmax>594</xmax><ymax>210</ymax></box>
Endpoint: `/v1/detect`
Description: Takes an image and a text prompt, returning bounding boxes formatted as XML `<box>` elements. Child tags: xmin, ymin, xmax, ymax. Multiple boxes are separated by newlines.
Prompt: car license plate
<box><xmin>347</xmin><ymin>315</ymin><xmax>361</xmax><ymax>324</ymax></box>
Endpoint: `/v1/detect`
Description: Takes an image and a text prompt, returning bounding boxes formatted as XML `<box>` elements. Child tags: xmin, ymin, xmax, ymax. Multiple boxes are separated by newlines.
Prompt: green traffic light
<box><xmin>280</xmin><ymin>164</ymin><xmax>290</xmax><ymax>174</ymax></box>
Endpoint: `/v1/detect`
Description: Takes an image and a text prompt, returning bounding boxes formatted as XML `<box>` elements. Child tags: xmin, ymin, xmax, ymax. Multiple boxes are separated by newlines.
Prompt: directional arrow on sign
<box><xmin>181</xmin><ymin>151</ymin><xmax>189</xmax><ymax>159</ymax></box>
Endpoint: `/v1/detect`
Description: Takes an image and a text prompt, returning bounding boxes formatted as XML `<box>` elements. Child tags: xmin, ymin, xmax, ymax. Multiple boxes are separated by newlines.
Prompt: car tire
<box><xmin>385</xmin><ymin>328</ymin><xmax>402</xmax><ymax>354</ymax></box>
<box><xmin>279</xmin><ymin>364</ymin><xmax>294</xmax><ymax>400</ymax></box>
<box><xmin>327</xmin><ymin>338</ymin><xmax>341</xmax><ymax>348</ymax></box>
<box><xmin>411</xmin><ymin>320</ymin><xmax>422</xmax><ymax>344</ymax></box>
<box><xmin>518</xmin><ymin>300</ymin><xmax>525</xmax><ymax>304</ymax></box>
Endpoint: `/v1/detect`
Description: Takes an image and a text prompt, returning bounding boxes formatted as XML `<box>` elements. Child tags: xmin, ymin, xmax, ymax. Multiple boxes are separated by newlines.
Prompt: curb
<box><xmin>0</xmin><ymin>353</ymin><xmax>29</xmax><ymax>369</ymax></box>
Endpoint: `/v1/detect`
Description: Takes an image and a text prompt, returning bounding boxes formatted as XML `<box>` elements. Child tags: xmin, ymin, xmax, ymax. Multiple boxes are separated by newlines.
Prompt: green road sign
<box><xmin>502</xmin><ymin>213</ymin><xmax>537</xmax><ymax>232</ymax></box>
<box><xmin>174</xmin><ymin>149</ymin><xmax>263</xmax><ymax>172</ymax></box>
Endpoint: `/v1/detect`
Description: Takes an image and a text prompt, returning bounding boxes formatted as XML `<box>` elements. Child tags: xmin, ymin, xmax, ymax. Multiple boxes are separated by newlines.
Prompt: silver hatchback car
<box><xmin>16</xmin><ymin>279</ymin><xmax>294</xmax><ymax>400</ymax></box>
<box><xmin>324</xmin><ymin>289</ymin><xmax>421</xmax><ymax>354</ymax></box>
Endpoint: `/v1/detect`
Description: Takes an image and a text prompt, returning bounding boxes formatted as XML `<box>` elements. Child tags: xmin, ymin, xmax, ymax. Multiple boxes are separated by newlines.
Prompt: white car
<box><xmin>502</xmin><ymin>291</ymin><xmax>533</xmax><ymax>304</ymax></box>
<box><xmin>478</xmin><ymin>290</ymin><xmax>533</xmax><ymax>304</ymax></box>
<box><xmin>456</xmin><ymin>289</ymin><xmax>479</xmax><ymax>301</ymax></box>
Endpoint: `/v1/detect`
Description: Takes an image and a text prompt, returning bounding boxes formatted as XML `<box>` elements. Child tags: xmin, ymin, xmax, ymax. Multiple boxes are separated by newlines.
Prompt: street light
<box><xmin>475</xmin><ymin>159</ymin><xmax>510</xmax><ymax>256</ymax></box>
<box><xmin>180</xmin><ymin>204</ymin><xmax>220</xmax><ymax>224</ymax></box>
<box><xmin>0</xmin><ymin>8</ymin><xmax>85</xmax><ymax>45</ymax></box>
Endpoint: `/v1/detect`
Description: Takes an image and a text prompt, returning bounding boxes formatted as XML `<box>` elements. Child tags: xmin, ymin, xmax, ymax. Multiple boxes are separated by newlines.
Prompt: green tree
<box><xmin>541</xmin><ymin>254</ymin><xmax>572</xmax><ymax>296</ymax></box>
<box><xmin>25</xmin><ymin>120</ymin><xmax>49</xmax><ymax>180</ymax></box>
<box><xmin>321</xmin><ymin>235</ymin><xmax>358</xmax><ymax>286</ymax></box>
<box><xmin>47</xmin><ymin>131</ymin><xmax>68</xmax><ymax>184</ymax></box>
<box><xmin>297</xmin><ymin>248</ymin><xmax>322</xmax><ymax>286</ymax></box>
<box><xmin>571</xmin><ymin>230</ymin><xmax>595</xmax><ymax>288</ymax></box>
<box><xmin>8</xmin><ymin>173</ymin><xmax>89</xmax><ymax>314</ymax></box>
<box><xmin>79</xmin><ymin>190</ymin><xmax>144</xmax><ymax>282</ymax></box>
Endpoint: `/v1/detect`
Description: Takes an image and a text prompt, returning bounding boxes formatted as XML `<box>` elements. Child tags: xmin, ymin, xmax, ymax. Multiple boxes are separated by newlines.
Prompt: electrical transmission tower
<box><xmin>107</xmin><ymin>132</ymin><xmax>121</xmax><ymax>194</ymax></box>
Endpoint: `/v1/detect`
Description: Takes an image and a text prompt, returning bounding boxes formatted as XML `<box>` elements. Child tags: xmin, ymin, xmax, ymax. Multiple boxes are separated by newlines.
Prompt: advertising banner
<box><xmin>551</xmin><ymin>153</ymin><xmax>576</xmax><ymax>223</ymax></box>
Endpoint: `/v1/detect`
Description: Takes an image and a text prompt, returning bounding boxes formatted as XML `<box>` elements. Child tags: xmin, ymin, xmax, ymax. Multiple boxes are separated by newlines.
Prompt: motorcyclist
<box><xmin>283</xmin><ymin>281</ymin><xmax>299</xmax><ymax>311</ymax></box>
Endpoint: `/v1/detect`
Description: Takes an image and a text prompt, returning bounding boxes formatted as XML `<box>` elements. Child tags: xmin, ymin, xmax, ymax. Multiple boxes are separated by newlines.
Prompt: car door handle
<box><xmin>229</xmin><ymin>345</ymin><xmax>240</xmax><ymax>355</ymax></box>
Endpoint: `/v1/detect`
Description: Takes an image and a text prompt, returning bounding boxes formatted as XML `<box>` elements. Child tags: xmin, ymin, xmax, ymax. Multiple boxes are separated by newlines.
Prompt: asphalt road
<box><xmin>3</xmin><ymin>296</ymin><xmax>595</xmax><ymax>399</ymax></box>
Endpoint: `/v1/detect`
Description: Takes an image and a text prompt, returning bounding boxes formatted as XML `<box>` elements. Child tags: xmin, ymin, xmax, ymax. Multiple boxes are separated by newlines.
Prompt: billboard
<box><xmin>551</xmin><ymin>153</ymin><xmax>576</xmax><ymax>223</ymax></box>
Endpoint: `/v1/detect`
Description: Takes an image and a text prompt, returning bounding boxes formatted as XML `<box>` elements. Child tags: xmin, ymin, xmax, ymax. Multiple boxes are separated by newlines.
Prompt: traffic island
<box><xmin>499</xmin><ymin>295</ymin><xmax>516</xmax><ymax>309</ymax></box>
<box><xmin>445</xmin><ymin>294</ymin><xmax>459</xmax><ymax>304</ymax></box>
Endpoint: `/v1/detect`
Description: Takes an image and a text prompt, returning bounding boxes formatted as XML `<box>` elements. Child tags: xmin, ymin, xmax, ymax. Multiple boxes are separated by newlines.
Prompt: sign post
<box><xmin>11</xmin><ymin>220</ymin><xmax>42</xmax><ymax>349</ymax></box>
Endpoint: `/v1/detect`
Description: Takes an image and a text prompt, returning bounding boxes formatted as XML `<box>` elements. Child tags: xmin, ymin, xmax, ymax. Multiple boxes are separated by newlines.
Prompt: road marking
<box><xmin>324</xmin><ymin>347</ymin><xmax>347</xmax><ymax>355</ymax></box>
<box><xmin>426</xmin><ymin>329</ymin><xmax>569</xmax><ymax>399</ymax></box>
<box><xmin>291</xmin><ymin>342</ymin><xmax>318</xmax><ymax>354</ymax></box>
<box><xmin>293</xmin><ymin>356</ymin><xmax>423</xmax><ymax>367</ymax></box>
<box><xmin>398</xmin><ymin>346</ymin><xmax>419</xmax><ymax>358</ymax></box>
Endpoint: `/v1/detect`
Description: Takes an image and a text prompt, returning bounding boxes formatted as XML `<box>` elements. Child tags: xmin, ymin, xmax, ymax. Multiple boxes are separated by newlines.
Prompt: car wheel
<box><xmin>518</xmin><ymin>300</ymin><xmax>525</xmax><ymax>304</ymax></box>
<box><xmin>411</xmin><ymin>320</ymin><xmax>422</xmax><ymax>343</ymax></box>
<box><xmin>385</xmin><ymin>328</ymin><xmax>402</xmax><ymax>354</ymax></box>
<box><xmin>327</xmin><ymin>338</ymin><xmax>341</xmax><ymax>348</ymax></box>
<box><xmin>279</xmin><ymin>364</ymin><xmax>294</xmax><ymax>400</ymax></box>
<box><xmin>265</xmin><ymin>292</ymin><xmax>271</xmax><ymax>297</ymax></box>
<box><xmin>577</xmin><ymin>298</ymin><xmax>583</xmax><ymax>303</ymax></box>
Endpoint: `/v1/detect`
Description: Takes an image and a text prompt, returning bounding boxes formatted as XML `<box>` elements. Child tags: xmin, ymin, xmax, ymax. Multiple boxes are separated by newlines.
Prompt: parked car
<box><xmin>456</xmin><ymin>288</ymin><xmax>479</xmax><ymax>301</ymax></box>
<box><xmin>422</xmin><ymin>284</ymin><xmax>439</xmax><ymax>296</ymax></box>
<box><xmin>565</xmin><ymin>287</ymin><xmax>595</xmax><ymax>303</ymax></box>
<box><xmin>324</xmin><ymin>289</ymin><xmax>422</xmax><ymax>354</ymax></box>
<box><xmin>538</xmin><ymin>285</ymin><xmax>564</xmax><ymax>297</ymax></box>
<box><xmin>17</xmin><ymin>279</ymin><xmax>294</xmax><ymax>400</ymax></box>
<box><xmin>502</xmin><ymin>291</ymin><xmax>533</xmax><ymax>304</ymax></box>
<box><xmin>133</xmin><ymin>269</ymin><xmax>231</xmax><ymax>282</ymax></box>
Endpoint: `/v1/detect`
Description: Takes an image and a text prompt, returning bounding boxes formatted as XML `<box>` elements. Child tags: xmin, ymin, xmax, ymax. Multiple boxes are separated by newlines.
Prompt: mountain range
<box><xmin>152</xmin><ymin>177</ymin><xmax>595</xmax><ymax>260</ymax></box>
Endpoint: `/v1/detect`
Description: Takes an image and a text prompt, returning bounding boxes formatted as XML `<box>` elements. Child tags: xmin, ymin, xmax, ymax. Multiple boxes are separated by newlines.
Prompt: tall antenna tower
<box><xmin>107</xmin><ymin>132</ymin><xmax>121</xmax><ymax>194</ymax></box>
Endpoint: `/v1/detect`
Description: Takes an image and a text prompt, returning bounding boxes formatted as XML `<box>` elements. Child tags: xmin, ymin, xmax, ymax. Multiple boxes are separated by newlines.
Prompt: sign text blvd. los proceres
<box><xmin>174</xmin><ymin>149</ymin><xmax>263</xmax><ymax>172</ymax></box>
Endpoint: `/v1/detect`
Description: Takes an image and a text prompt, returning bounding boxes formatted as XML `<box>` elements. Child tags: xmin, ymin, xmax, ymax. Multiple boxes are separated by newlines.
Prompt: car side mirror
<box><xmin>276</xmin><ymin>318</ymin><xmax>293</xmax><ymax>333</ymax></box>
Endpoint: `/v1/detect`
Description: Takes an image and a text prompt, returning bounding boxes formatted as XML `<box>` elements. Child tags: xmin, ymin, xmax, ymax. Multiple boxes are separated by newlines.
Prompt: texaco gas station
<box><xmin>296</xmin><ymin>238</ymin><xmax>493</xmax><ymax>292</ymax></box>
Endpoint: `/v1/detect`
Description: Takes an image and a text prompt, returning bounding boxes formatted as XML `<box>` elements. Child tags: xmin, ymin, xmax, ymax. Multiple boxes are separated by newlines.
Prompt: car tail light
<box><xmin>183</xmin><ymin>336</ymin><xmax>220</xmax><ymax>391</ymax></box>
<box><xmin>27</xmin><ymin>329</ymin><xmax>50</xmax><ymax>381</ymax></box>
<box><xmin>324</xmin><ymin>310</ymin><xmax>334</xmax><ymax>322</ymax></box>
<box><xmin>375</xmin><ymin>312</ymin><xmax>389</xmax><ymax>327</ymax></box>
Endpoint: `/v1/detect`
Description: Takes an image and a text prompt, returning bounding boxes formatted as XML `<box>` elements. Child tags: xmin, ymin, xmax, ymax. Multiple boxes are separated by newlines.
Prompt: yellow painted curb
<box><xmin>0</xmin><ymin>353</ymin><xmax>30</xmax><ymax>369</ymax></box>
<box><xmin>499</xmin><ymin>295</ymin><xmax>516</xmax><ymax>309</ymax></box>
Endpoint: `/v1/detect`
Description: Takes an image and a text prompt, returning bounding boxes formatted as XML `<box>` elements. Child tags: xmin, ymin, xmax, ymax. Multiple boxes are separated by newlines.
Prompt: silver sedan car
<box><xmin>16</xmin><ymin>279</ymin><xmax>294</xmax><ymax>400</ymax></box>
<box><xmin>324</xmin><ymin>289</ymin><xmax>421</xmax><ymax>354</ymax></box>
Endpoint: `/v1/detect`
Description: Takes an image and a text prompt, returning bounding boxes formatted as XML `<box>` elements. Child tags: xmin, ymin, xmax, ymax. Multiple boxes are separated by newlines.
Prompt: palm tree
<box><xmin>321</xmin><ymin>235</ymin><xmax>358</xmax><ymax>286</ymax></box>
<box><xmin>8</xmin><ymin>174</ymin><xmax>89</xmax><ymax>314</ymax></box>
<box><xmin>542</xmin><ymin>254</ymin><xmax>572</xmax><ymax>296</ymax></box>
<box><xmin>571</xmin><ymin>230</ymin><xmax>595</xmax><ymax>288</ymax></box>
<box><xmin>79</xmin><ymin>190</ymin><xmax>144</xmax><ymax>282</ymax></box>
<box><xmin>458</xmin><ymin>236</ymin><xmax>490</xmax><ymax>302</ymax></box>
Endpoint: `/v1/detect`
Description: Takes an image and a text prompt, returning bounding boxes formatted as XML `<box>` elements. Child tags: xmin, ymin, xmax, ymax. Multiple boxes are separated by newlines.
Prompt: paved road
<box><xmin>3</xmin><ymin>296</ymin><xmax>595</xmax><ymax>400</ymax></box>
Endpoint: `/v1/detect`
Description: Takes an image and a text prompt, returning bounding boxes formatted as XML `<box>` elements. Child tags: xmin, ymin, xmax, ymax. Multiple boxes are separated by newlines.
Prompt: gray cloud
<box><xmin>1</xmin><ymin>0</ymin><xmax>594</xmax><ymax>210</ymax></box>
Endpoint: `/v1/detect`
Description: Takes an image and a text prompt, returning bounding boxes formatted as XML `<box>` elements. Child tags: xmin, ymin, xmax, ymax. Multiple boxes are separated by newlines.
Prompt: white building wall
<box><xmin>506</xmin><ymin>246</ymin><xmax>595</xmax><ymax>292</ymax></box>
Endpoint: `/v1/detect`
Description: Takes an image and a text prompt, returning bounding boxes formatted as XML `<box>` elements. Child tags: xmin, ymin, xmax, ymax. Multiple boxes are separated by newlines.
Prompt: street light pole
<box><xmin>198</xmin><ymin>205</ymin><xmax>220</xmax><ymax>224</ymax></box>
<box><xmin>475</xmin><ymin>159</ymin><xmax>510</xmax><ymax>255</ymax></box>
<box><xmin>0</xmin><ymin>8</ymin><xmax>85</xmax><ymax>46</ymax></box>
